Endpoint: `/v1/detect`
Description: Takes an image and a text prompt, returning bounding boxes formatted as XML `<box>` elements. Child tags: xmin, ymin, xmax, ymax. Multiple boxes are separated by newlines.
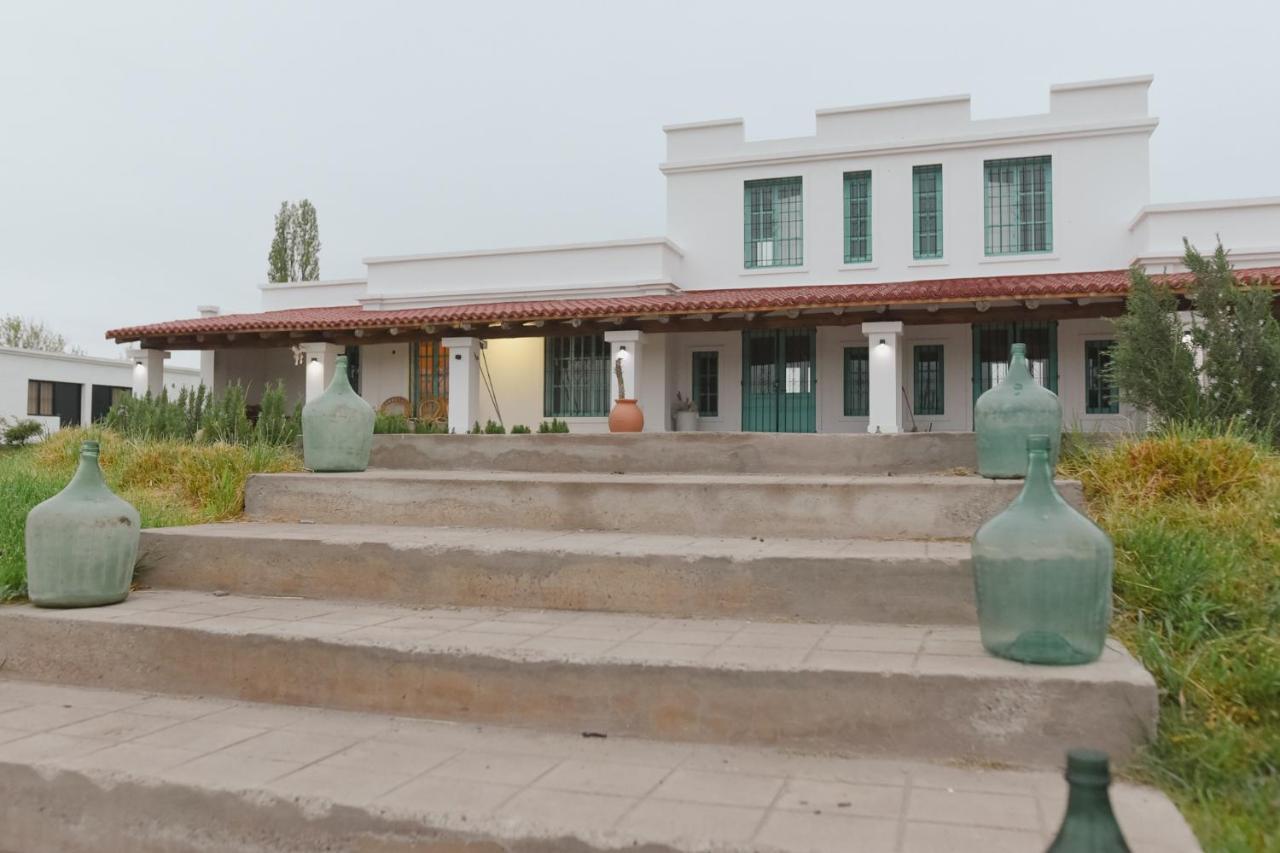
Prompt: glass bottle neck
<box><xmin>70</xmin><ymin>452</ymin><xmax>104</xmax><ymax>489</ymax></box>
<box><xmin>1017</xmin><ymin>447</ymin><xmax>1057</xmax><ymax>501</ymax></box>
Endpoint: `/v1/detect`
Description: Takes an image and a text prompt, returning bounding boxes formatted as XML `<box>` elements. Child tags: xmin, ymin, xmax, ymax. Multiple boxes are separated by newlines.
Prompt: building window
<box><xmin>843</xmin><ymin>346</ymin><xmax>869</xmax><ymax>417</ymax></box>
<box><xmin>544</xmin><ymin>334</ymin><xmax>609</xmax><ymax>417</ymax></box>
<box><xmin>27</xmin><ymin>379</ymin><xmax>82</xmax><ymax>426</ymax></box>
<box><xmin>692</xmin><ymin>351</ymin><xmax>719</xmax><ymax>417</ymax></box>
<box><xmin>843</xmin><ymin>171</ymin><xmax>872</xmax><ymax>263</ymax></box>
<box><xmin>1086</xmin><ymin>340</ymin><xmax>1120</xmax><ymax>414</ymax></box>
<box><xmin>984</xmin><ymin>155</ymin><xmax>1052</xmax><ymax>255</ymax></box>
<box><xmin>744</xmin><ymin>177</ymin><xmax>803</xmax><ymax>268</ymax></box>
<box><xmin>913</xmin><ymin>345</ymin><xmax>944</xmax><ymax>416</ymax></box>
<box><xmin>913</xmin><ymin>165</ymin><xmax>943</xmax><ymax>259</ymax></box>
<box><xmin>27</xmin><ymin>380</ymin><xmax>54</xmax><ymax>416</ymax></box>
<box><xmin>90</xmin><ymin>385</ymin><xmax>131</xmax><ymax>422</ymax></box>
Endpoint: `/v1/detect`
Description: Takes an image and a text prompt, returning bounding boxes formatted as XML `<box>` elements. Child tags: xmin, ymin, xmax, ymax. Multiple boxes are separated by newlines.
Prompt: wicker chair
<box><xmin>417</xmin><ymin>397</ymin><xmax>448</xmax><ymax>427</ymax></box>
<box><xmin>378</xmin><ymin>396</ymin><xmax>411</xmax><ymax>417</ymax></box>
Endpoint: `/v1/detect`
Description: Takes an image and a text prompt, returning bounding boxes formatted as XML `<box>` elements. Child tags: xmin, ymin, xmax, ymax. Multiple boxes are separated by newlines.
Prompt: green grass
<box><xmin>1061</xmin><ymin>425</ymin><xmax>1280</xmax><ymax>852</ymax></box>
<box><xmin>0</xmin><ymin>427</ymin><xmax>302</xmax><ymax>600</ymax></box>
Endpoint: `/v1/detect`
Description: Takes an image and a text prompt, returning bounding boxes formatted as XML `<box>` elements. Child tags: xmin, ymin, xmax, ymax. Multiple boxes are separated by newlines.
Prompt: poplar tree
<box><xmin>266</xmin><ymin>199</ymin><xmax>320</xmax><ymax>282</ymax></box>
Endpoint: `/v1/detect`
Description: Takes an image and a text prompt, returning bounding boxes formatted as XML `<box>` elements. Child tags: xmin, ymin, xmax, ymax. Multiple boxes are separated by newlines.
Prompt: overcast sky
<box><xmin>2</xmin><ymin>0</ymin><xmax>1277</xmax><ymax>366</ymax></box>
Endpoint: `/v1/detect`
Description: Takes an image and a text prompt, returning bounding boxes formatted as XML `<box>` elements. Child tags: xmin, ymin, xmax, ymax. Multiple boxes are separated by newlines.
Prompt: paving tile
<box><xmin>265</xmin><ymin>620</ymin><xmax>360</xmax><ymax>639</ymax></box>
<box><xmin>907</xmin><ymin>787</ymin><xmax>1041</xmax><ymax>831</ymax></box>
<box><xmin>281</xmin><ymin>708</ymin><xmax>397</xmax><ymax>739</ymax></box>
<box><xmin>775</xmin><ymin>778</ymin><xmax>905</xmax><ymax>819</ymax></box>
<box><xmin>223</xmin><ymin>729</ymin><xmax>355</xmax><ymax>764</ymax></box>
<box><xmin>0</xmin><ymin>703</ymin><xmax>107</xmax><ymax>732</ymax></box>
<box><xmin>650</xmin><ymin>768</ymin><xmax>784</xmax><ymax>808</ymax></box>
<box><xmin>514</xmin><ymin>635</ymin><xmax>619</xmax><ymax>658</ymax></box>
<box><xmin>703</xmin><ymin>645</ymin><xmax>811</xmax><ymax>668</ymax></box>
<box><xmin>605</xmin><ymin>641</ymin><xmax>713</xmax><ymax>665</ymax></box>
<box><xmin>53</xmin><ymin>710</ymin><xmax>182</xmax><ymax>742</ymax></box>
<box><xmin>755</xmin><ymin>810</ymin><xmax>899</xmax><ymax>853</ymax></box>
<box><xmin>134</xmin><ymin>719</ymin><xmax>266</xmax><ymax>752</ymax></box>
<box><xmin>901</xmin><ymin>821</ymin><xmax>1043</xmax><ymax>853</ymax></box>
<box><xmin>0</xmin><ymin>733</ymin><xmax>113</xmax><ymax>763</ymax></box>
<box><xmin>234</xmin><ymin>601</ymin><xmax>340</xmax><ymax>621</ymax></box>
<box><xmin>270</xmin><ymin>761</ymin><xmax>412</xmax><ymax>806</ymax></box>
<box><xmin>465</xmin><ymin>619</ymin><xmax>557</xmax><ymax>637</ymax></box>
<box><xmin>534</xmin><ymin>758</ymin><xmax>670</xmax><ymax>797</ymax></box>
<box><xmin>724</xmin><ymin>629</ymin><xmax>823</xmax><ymax>650</ymax></box>
<box><xmin>544</xmin><ymin>622</ymin><xmax>647</xmax><ymax>641</ymax></box>
<box><xmin>299</xmin><ymin>608</ymin><xmax>403</xmax><ymax>627</ymax></box>
<box><xmin>818</xmin><ymin>635</ymin><xmax>923</xmax><ymax>654</ymax></box>
<box><xmin>423</xmin><ymin>630</ymin><xmax>530</xmax><ymax>652</ymax></box>
<box><xmin>61</xmin><ymin>741</ymin><xmax>203</xmax><ymax>774</ymax></box>
<box><xmin>163</xmin><ymin>598</ymin><xmax>266</xmax><ymax>616</ymax></box>
<box><xmin>804</xmin><ymin>650</ymin><xmax>916</xmax><ymax>673</ymax></box>
<box><xmin>496</xmin><ymin>788</ymin><xmax>636</xmax><ymax>834</ymax></box>
<box><xmin>319</xmin><ymin>738</ymin><xmax>458</xmax><ymax>778</ymax></box>
<box><xmin>161</xmin><ymin>751</ymin><xmax>302</xmax><ymax>789</ymax></box>
<box><xmin>0</xmin><ymin>726</ymin><xmax>30</xmax><ymax>746</ymax></box>
<box><xmin>0</xmin><ymin>683</ymin><xmax>146</xmax><ymax>710</ymax></box>
<box><xmin>200</xmin><ymin>704</ymin><xmax>314</xmax><ymax>730</ymax></box>
<box><xmin>125</xmin><ymin>696</ymin><xmax>235</xmax><ymax>720</ymax></box>
<box><xmin>429</xmin><ymin>750</ymin><xmax>559</xmax><ymax>786</ymax></box>
<box><xmin>376</xmin><ymin>775</ymin><xmax>520</xmax><ymax>818</ymax></box>
<box><xmin>117</xmin><ymin>609</ymin><xmax>215</xmax><ymax>627</ymax></box>
<box><xmin>920</xmin><ymin>637</ymin><xmax>989</xmax><ymax>657</ymax></box>
<box><xmin>615</xmin><ymin>800</ymin><xmax>762</xmax><ymax>846</ymax></box>
<box><xmin>631</xmin><ymin>626</ymin><xmax>737</xmax><ymax>646</ymax></box>
<box><xmin>187</xmin><ymin>615</ymin><xmax>284</xmax><ymax>634</ymax></box>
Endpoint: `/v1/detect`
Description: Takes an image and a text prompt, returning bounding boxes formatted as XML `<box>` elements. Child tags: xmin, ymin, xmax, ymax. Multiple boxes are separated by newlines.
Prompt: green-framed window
<box><xmin>744</xmin><ymin>177</ymin><xmax>803</xmax><ymax>268</ymax></box>
<box><xmin>913</xmin><ymin>164</ymin><xmax>943</xmax><ymax>259</ymax></box>
<box><xmin>543</xmin><ymin>334</ymin><xmax>609</xmax><ymax>417</ymax></box>
<box><xmin>843</xmin><ymin>171</ymin><xmax>872</xmax><ymax>263</ymax></box>
<box><xmin>913</xmin><ymin>345</ymin><xmax>944</xmax><ymax>416</ymax></box>
<box><xmin>842</xmin><ymin>346</ymin><xmax>869</xmax><ymax>417</ymax></box>
<box><xmin>984</xmin><ymin>156</ymin><xmax>1052</xmax><ymax>255</ymax></box>
<box><xmin>692</xmin><ymin>351</ymin><xmax>719</xmax><ymax>417</ymax></box>
<box><xmin>1085</xmin><ymin>339</ymin><xmax>1120</xmax><ymax>414</ymax></box>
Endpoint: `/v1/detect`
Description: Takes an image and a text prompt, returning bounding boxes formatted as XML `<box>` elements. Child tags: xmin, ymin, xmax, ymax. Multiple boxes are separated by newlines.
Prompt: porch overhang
<box><xmin>106</xmin><ymin>267</ymin><xmax>1280</xmax><ymax>350</ymax></box>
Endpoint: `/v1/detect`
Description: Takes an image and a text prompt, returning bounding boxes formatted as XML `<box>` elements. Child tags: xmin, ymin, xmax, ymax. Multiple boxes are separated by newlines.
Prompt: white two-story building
<box><xmin>108</xmin><ymin>75</ymin><xmax>1280</xmax><ymax>434</ymax></box>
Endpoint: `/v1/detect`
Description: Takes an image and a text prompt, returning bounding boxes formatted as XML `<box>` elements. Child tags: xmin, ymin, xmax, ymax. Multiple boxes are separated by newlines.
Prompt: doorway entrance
<box><xmin>741</xmin><ymin>328</ymin><xmax>817</xmax><ymax>432</ymax></box>
<box><xmin>971</xmin><ymin>321</ymin><xmax>1058</xmax><ymax>404</ymax></box>
<box><xmin>410</xmin><ymin>341</ymin><xmax>450</xmax><ymax>426</ymax></box>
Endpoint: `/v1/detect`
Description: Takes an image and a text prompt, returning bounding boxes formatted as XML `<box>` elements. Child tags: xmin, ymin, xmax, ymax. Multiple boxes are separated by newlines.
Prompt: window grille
<box><xmin>1085</xmin><ymin>340</ymin><xmax>1120</xmax><ymax>414</ymax></box>
<box><xmin>913</xmin><ymin>345</ymin><xmax>944</xmax><ymax>416</ymax></box>
<box><xmin>692</xmin><ymin>351</ymin><xmax>719</xmax><ymax>417</ymax></box>
<box><xmin>843</xmin><ymin>171</ymin><xmax>872</xmax><ymax>263</ymax></box>
<box><xmin>843</xmin><ymin>346</ymin><xmax>869</xmax><ymax>417</ymax></box>
<box><xmin>913</xmin><ymin>165</ymin><xmax>943</xmax><ymax>259</ymax></box>
<box><xmin>984</xmin><ymin>156</ymin><xmax>1052</xmax><ymax>255</ymax></box>
<box><xmin>543</xmin><ymin>334</ymin><xmax>609</xmax><ymax>417</ymax></box>
<box><xmin>744</xmin><ymin>177</ymin><xmax>803</xmax><ymax>268</ymax></box>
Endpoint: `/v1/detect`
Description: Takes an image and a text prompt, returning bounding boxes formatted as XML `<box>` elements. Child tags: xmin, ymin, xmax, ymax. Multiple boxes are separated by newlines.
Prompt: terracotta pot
<box><xmin>608</xmin><ymin>399</ymin><xmax>644</xmax><ymax>433</ymax></box>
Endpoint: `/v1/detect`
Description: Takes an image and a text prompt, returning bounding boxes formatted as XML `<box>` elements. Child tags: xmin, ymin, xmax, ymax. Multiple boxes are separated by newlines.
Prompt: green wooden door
<box><xmin>741</xmin><ymin>328</ymin><xmax>816</xmax><ymax>432</ymax></box>
<box><xmin>971</xmin><ymin>321</ymin><xmax>1058</xmax><ymax>405</ymax></box>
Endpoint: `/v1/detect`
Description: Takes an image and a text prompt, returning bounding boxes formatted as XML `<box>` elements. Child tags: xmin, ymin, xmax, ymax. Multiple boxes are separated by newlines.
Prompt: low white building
<box><xmin>108</xmin><ymin>75</ymin><xmax>1279</xmax><ymax>435</ymax></box>
<box><xmin>0</xmin><ymin>347</ymin><xmax>200</xmax><ymax>434</ymax></box>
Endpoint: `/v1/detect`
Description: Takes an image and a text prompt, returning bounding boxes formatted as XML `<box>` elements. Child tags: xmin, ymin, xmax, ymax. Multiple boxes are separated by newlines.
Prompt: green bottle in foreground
<box><xmin>1046</xmin><ymin>749</ymin><xmax>1132</xmax><ymax>852</ymax></box>
<box><xmin>25</xmin><ymin>441</ymin><xmax>140</xmax><ymax>608</ymax></box>
<box><xmin>974</xmin><ymin>342</ymin><xmax>1063</xmax><ymax>478</ymax></box>
<box><xmin>972</xmin><ymin>434</ymin><xmax>1113</xmax><ymax>665</ymax></box>
<box><xmin>302</xmin><ymin>354</ymin><xmax>375</xmax><ymax>472</ymax></box>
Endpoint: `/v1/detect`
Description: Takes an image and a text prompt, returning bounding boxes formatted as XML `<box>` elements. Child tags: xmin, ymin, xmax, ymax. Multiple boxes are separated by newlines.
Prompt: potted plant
<box><xmin>673</xmin><ymin>392</ymin><xmax>699</xmax><ymax>432</ymax></box>
<box><xmin>608</xmin><ymin>356</ymin><xmax>644</xmax><ymax>432</ymax></box>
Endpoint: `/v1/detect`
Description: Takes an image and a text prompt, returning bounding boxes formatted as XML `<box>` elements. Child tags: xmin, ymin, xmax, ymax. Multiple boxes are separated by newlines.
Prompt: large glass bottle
<box><xmin>975</xmin><ymin>342</ymin><xmax>1063</xmax><ymax>478</ymax></box>
<box><xmin>25</xmin><ymin>441</ymin><xmax>140</xmax><ymax>607</ymax></box>
<box><xmin>972</xmin><ymin>435</ymin><xmax>1113</xmax><ymax>665</ymax></box>
<box><xmin>301</xmin><ymin>354</ymin><xmax>376</xmax><ymax>472</ymax></box>
<box><xmin>1046</xmin><ymin>749</ymin><xmax>1132</xmax><ymax>852</ymax></box>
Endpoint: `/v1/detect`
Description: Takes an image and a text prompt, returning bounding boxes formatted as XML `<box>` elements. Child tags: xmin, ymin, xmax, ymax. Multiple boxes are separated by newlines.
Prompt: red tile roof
<box><xmin>106</xmin><ymin>266</ymin><xmax>1280</xmax><ymax>342</ymax></box>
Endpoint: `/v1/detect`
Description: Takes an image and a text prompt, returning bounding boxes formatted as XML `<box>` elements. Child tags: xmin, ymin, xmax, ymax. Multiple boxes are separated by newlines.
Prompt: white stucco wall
<box><xmin>212</xmin><ymin>347</ymin><xmax>305</xmax><ymax>406</ymax></box>
<box><xmin>1</xmin><ymin>347</ymin><xmax>199</xmax><ymax>434</ymax></box>
<box><xmin>358</xmin><ymin>343</ymin><xmax>412</xmax><ymax>412</ymax></box>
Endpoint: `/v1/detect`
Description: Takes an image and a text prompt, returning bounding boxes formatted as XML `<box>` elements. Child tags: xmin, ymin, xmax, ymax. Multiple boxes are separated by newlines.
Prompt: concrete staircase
<box><xmin>0</xmin><ymin>433</ymin><xmax>1192</xmax><ymax>853</ymax></box>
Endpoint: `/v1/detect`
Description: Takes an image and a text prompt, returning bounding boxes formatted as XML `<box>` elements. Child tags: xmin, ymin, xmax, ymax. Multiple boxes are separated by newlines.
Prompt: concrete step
<box><xmin>0</xmin><ymin>591</ymin><xmax>1156</xmax><ymax>767</ymax></box>
<box><xmin>370</xmin><ymin>431</ymin><xmax>979</xmax><ymax>475</ymax></box>
<box><xmin>136</xmin><ymin>523</ymin><xmax>975</xmax><ymax>625</ymax></box>
<box><xmin>244</xmin><ymin>470</ymin><xmax>1086</xmax><ymax>540</ymax></box>
<box><xmin>0</xmin><ymin>680</ymin><xmax>1198</xmax><ymax>853</ymax></box>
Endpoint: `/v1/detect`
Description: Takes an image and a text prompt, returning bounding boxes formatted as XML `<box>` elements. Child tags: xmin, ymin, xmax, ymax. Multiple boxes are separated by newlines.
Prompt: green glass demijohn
<box><xmin>975</xmin><ymin>343</ymin><xmax>1063</xmax><ymax>478</ymax></box>
<box><xmin>25</xmin><ymin>441</ymin><xmax>140</xmax><ymax>607</ymax></box>
<box><xmin>301</xmin><ymin>354</ymin><xmax>375</xmax><ymax>472</ymax></box>
<box><xmin>1045</xmin><ymin>749</ymin><xmax>1132</xmax><ymax>852</ymax></box>
<box><xmin>972</xmin><ymin>435</ymin><xmax>1114</xmax><ymax>665</ymax></box>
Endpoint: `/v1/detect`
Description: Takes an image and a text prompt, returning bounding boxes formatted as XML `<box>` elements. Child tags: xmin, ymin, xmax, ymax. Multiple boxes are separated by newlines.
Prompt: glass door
<box><xmin>971</xmin><ymin>321</ymin><xmax>1058</xmax><ymax>405</ymax></box>
<box><xmin>741</xmin><ymin>328</ymin><xmax>816</xmax><ymax>432</ymax></box>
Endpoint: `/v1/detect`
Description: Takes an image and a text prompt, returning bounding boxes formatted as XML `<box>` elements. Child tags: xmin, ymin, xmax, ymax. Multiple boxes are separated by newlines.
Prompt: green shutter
<box><xmin>912</xmin><ymin>165</ymin><xmax>943</xmax><ymax>259</ymax></box>
<box><xmin>843</xmin><ymin>171</ymin><xmax>872</xmax><ymax>263</ymax></box>
<box><xmin>691</xmin><ymin>351</ymin><xmax>719</xmax><ymax>417</ymax></box>
<box><xmin>843</xmin><ymin>346</ymin><xmax>869</xmax><ymax>417</ymax></box>
<box><xmin>543</xmin><ymin>334</ymin><xmax>609</xmax><ymax>417</ymax></box>
<box><xmin>1085</xmin><ymin>340</ymin><xmax>1119</xmax><ymax>414</ymax></box>
<box><xmin>984</xmin><ymin>156</ymin><xmax>1052</xmax><ymax>255</ymax></box>
<box><xmin>744</xmin><ymin>177</ymin><xmax>803</xmax><ymax>268</ymax></box>
<box><xmin>913</xmin><ymin>345</ymin><xmax>944</xmax><ymax>416</ymax></box>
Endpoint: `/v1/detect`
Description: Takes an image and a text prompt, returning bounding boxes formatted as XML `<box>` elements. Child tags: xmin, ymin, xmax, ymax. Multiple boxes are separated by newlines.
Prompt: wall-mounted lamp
<box><xmin>877</xmin><ymin>338</ymin><xmax>887</xmax><ymax>347</ymax></box>
<box><xmin>310</xmin><ymin>356</ymin><xmax>318</xmax><ymax>364</ymax></box>
<box><xmin>617</xmin><ymin>345</ymin><xmax>630</xmax><ymax>358</ymax></box>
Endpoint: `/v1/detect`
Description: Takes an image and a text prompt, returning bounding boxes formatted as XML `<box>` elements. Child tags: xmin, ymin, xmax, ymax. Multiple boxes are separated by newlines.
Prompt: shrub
<box><xmin>200</xmin><ymin>383</ymin><xmax>252</xmax><ymax>444</ymax></box>
<box><xmin>510</xmin><ymin>424</ymin><xmax>531</xmax><ymax>434</ymax></box>
<box><xmin>482</xmin><ymin>419</ymin><xmax>505</xmax><ymax>434</ymax></box>
<box><xmin>413</xmin><ymin>419</ymin><xmax>445</xmax><ymax>434</ymax></box>
<box><xmin>2</xmin><ymin>418</ymin><xmax>43</xmax><ymax>446</ymax></box>
<box><xmin>254</xmin><ymin>381</ymin><xmax>300</xmax><ymax>446</ymax></box>
<box><xmin>537</xmin><ymin>418</ymin><xmax>570</xmax><ymax>433</ymax></box>
<box><xmin>374</xmin><ymin>412</ymin><xmax>411</xmax><ymax>434</ymax></box>
<box><xmin>105</xmin><ymin>389</ymin><xmax>187</xmax><ymax>440</ymax></box>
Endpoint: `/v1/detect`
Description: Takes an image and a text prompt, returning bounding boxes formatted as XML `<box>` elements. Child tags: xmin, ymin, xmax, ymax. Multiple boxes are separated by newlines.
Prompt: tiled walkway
<box><xmin>0</xmin><ymin>679</ymin><xmax>1200</xmax><ymax>852</ymax></box>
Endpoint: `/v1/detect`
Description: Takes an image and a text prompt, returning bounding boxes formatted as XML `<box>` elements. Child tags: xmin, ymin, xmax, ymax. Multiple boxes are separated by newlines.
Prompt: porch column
<box><xmin>197</xmin><ymin>305</ymin><xmax>220</xmax><ymax>390</ymax></box>
<box><xmin>443</xmin><ymin>337</ymin><xmax>480</xmax><ymax>434</ymax></box>
<box><xmin>300</xmin><ymin>342</ymin><xmax>342</xmax><ymax>403</ymax></box>
<box><xmin>605</xmin><ymin>329</ymin><xmax>644</xmax><ymax>404</ymax></box>
<box><xmin>127</xmin><ymin>348</ymin><xmax>170</xmax><ymax>398</ymax></box>
<box><xmin>862</xmin><ymin>321</ymin><xmax>904</xmax><ymax>434</ymax></box>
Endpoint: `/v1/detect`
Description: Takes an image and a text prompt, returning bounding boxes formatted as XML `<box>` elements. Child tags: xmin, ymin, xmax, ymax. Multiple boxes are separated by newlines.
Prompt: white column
<box><xmin>197</xmin><ymin>305</ymin><xmax>220</xmax><ymax>390</ymax></box>
<box><xmin>605</xmin><ymin>329</ymin><xmax>644</xmax><ymax>404</ymax></box>
<box><xmin>300</xmin><ymin>342</ymin><xmax>342</xmax><ymax>403</ymax></box>
<box><xmin>862</xmin><ymin>321</ymin><xmax>904</xmax><ymax>434</ymax></box>
<box><xmin>443</xmin><ymin>337</ymin><xmax>480</xmax><ymax>434</ymax></box>
<box><xmin>127</xmin><ymin>348</ymin><xmax>170</xmax><ymax>398</ymax></box>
